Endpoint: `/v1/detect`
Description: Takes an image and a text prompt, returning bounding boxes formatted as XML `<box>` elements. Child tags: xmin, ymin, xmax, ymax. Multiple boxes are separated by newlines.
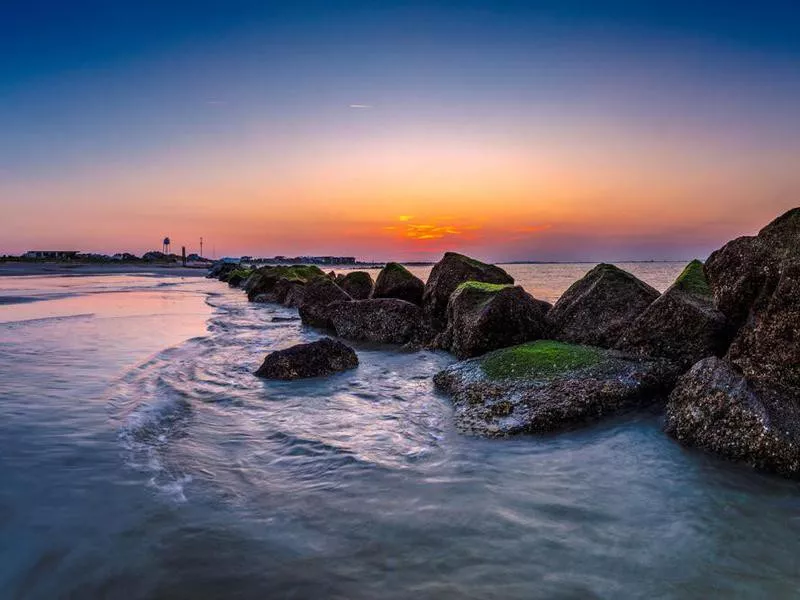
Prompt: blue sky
<box><xmin>2</xmin><ymin>1</ymin><xmax>799</xmax><ymax>260</ymax></box>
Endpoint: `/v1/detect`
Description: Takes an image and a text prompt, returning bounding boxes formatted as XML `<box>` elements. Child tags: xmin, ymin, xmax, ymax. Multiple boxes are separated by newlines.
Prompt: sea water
<box><xmin>1</xmin><ymin>265</ymin><xmax>799</xmax><ymax>599</ymax></box>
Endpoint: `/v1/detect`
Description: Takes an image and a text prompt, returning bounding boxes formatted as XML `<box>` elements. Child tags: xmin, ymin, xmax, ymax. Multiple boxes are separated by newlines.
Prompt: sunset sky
<box><xmin>2</xmin><ymin>1</ymin><xmax>799</xmax><ymax>261</ymax></box>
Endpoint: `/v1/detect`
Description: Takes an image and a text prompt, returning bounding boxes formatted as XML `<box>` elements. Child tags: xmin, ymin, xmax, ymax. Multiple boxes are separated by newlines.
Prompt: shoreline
<box><xmin>0</xmin><ymin>262</ymin><xmax>210</xmax><ymax>277</ymax></box>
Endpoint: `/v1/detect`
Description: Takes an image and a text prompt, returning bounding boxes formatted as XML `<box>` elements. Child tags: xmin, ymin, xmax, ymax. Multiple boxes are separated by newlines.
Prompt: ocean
<box><xmin>2</xmin><ymin>264</ymin><xmax>799</xmax><ymax>599</ymax></box>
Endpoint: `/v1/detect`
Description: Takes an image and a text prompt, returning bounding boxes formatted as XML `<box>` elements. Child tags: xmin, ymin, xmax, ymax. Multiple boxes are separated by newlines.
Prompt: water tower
<box><xmin>163</xmin><ymin>237</ymin><xmax>171</xmax><ymax>255</ymax></box>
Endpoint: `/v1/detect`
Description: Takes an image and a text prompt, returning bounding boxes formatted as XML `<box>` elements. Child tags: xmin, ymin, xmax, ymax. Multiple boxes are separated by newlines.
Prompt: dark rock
<box><xmin>706</xmin><ymin>208</ymin><xmax>800</xmax><ymax>329</ymax></box>
<box><xmin>548</xmin><ymin>263</ymin><xmax>660</xmax><ymax>348</ymax></box>
<box><xmin>423</xmin><ymin>253</ymin><xmax>513</xmax><ymax>330</ymax></box>
<box><xmin>207</xmin><ymin>261</ymin><xmax>238</xmax><ymax>280</ymax></box>
<box><xmin>728</xmin><ymin>260</ymin><xmax>800</xmax><ymax>390</ymax></box>
<box><xmin>329</xmin><ymin>298</ymin><xmax>425</xmax><ymax>345</ymax></box>
<box><xmin>338</xmin><ymin>271</ymin><xmax>374</xmax><ymax>300</ymax></box>
<box><xmin>665</xmin><ymin>357</ymin><xmax>800</xmax><ymax>477</ymax></box>
<box><xmin>616</xmin><ymin>260</ymin><xmax>728</xmax><ymax>367</ymax></box>
<box><xmin>253</xmin><ymin>278</ymin><xmax>306</xmax><ymax>307</ymax></box>
<box><xmin>663</xmin><ymin>209</ymin><xmax>800</xmax><ymax>478</ymax></box>
<box><xmin>434</xmin><ymin>340</ymin><xmax>680</xmax><ymax>437</ymax></box>
<box><xmin>372</xmin><ymin>262</ymin><xmax>425</xmax><ymax>305</ymax></box>
<box><xmin>705</xmin><ymin>236</ymin><xmax>769</xmax><ymax>329</ymax></box>
<box><xmin>438</xmin><ymin>282</ymin><xmax>551</xmax><ymax>359</ymax></box>
<box><xmin>298</xmin><ymin>278</ymin><xmax>352</xmax><ymax>329</ymax></box>
<box><xmin>255</xmin><ymin>338</ymin><xmax>358</xmax><ymax>380</ymax></box>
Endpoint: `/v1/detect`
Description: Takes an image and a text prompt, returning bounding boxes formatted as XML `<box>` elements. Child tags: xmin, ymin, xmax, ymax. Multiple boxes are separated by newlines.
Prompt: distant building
<box><xmin>23</xmin><ymin>250</ymin><xmax>79</xmax><ymax>260</ymax></box>
<box><xmin>111</xmin><ymin>253</ymin><xmax>140</xmax><ymax>261</ymax></box>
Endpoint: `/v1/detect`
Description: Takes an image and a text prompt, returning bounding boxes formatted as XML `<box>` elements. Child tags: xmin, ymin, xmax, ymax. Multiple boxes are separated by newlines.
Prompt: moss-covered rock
<box><xmin>226</xmin><ymin>268</ymin><xmax>254</xmax><ymax>288</ymax></box>
<box><xmin>372</xmin><ymin>262</ymin><xmax>425</xmax><ymax>305</ymax></box>
<box><xmin>252</xmin><ymin>278</ymin><xmax>306</xmax><ymax>307</ymax></box>
<box><xmin>616</xmin><ymin>260</ymin><xmax>728</xmax><ymax>367</ymax></box>
<box><xmin>673</xmin><ymin>259</ymin><xmax>711</xmax><ymax>296</ymax></box>
<box><xmin>423</xmin><ymin>253</ymin><xmax>513</xmax><ymax>330</ymax></box>
<box><xmin>480</xmin><ymin>340</ymin><xmax>602</xmax><ymax>379</ymax></box>
<box><xmin>338</xmin><ymin>271</ymin><xmax>374</xmax><ymax>300</ymax></box>
<box><xmin>548</xmin><ymin>263</ymin><xmax>659</xmax><ymax>348</ymax></box>
<box><xmin>246</xmin><ymin>265</ymin><xmax>326</xmax><ymax>302</ymax></box>
<box><xmin>209</xmin><ymin>262</ymin><xmax>240</xmax><ymax>281</ymax></box>
<box><xmin>434</xmin><ymin>341</ymin><xmax>679</xmax><ymax>436</ymax></box>
<box><xmin>438</xmin><ymin>282</ymin><xmax>551</xmax><ymax>359</ymax></box>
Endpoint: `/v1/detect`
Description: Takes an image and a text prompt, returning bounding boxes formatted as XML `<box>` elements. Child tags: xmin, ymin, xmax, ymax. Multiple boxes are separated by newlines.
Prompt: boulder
<box><xmin>616</xmin><ymin>260</ymin><xmax>729</xmax><ymax>367</ymax></box>
<box><xmin>438</xmin><ymin>282</ymin><xmax>551</xmax><ymax>359</ymax></box>
<box><xmin>372</xmin><ymin>262</ymin><xmax>425</xmax><ymax>305</ymax></box>
<box><xmin>208</xmin><ymin>262</ymin><xmax>239</xmax><ymax>280</ymax></box>
<box><xmin>255</xmin><ymin>338</ymin><xmax>358</xmax><ymax>380</ymax></box>
<box><xmin>727</xmin><ymin>260</ymin><xmax>800</xmax><ymax>390</ymax></box>
<box><xmin>253</xmin><ymin>278</ymin><xmax>306</xmax><ymax>308</ymax></box>
<box><xmin>548</xmin><ymin>263</ymin><xmax>660</xmax><ymax>348</ymax></box>
<box><xmin>298</xmin><ymin>278</ymin><xmax>352</xmax><ymax>329</ymax></box>
<box><xmin>423</xmin><ymin>253</ymin><xmax>513</xmax><ymax>330</ymax></box>
<box><xmin>434</xmin><ymin>340</ymin><xmax>680</xmax><ymax>437</ymax></box>
<box><xmin>338</xmin><ymin>271</ymin><xmax>374</xmax><ymax>300</ymax></box>
<box><xmin>662</xmin><ymin>208</ymin><xmax>800</xmax><ymax>477</ymax></box>
<box><xmin>706</xmin><ymin>208</ymin><xmax>800</xmax><ymax>329</ymax></box>
<box><xmin>328</xmin><ymin>298</ymin><xmax>425</xmax><ymax>345</ymax></box>
<box><xmin>246</xmin><ymin>265</ymin><xmax>326</xmax><ymax>303</ymax></box>
<box><xmin>665</xmin><ymin>357</ymin><xmax>800</xmax><ymax>477</ymax></box>
<box><xmin>226</xmin><ymin>269</ymin><xmax>254</xmax><ymax>288</ymax></box>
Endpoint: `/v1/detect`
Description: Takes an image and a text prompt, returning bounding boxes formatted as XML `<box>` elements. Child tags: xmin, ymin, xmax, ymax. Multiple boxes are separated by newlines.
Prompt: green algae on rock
<box><xmin>246</xmin><ymin>264</ymin><xmax>327</xmax><ymax>303</ymax></box>
<box><xmin>480</xmin><ymin>340</ymin><xmax>602</xmax><ymax>379</ymax></box>
<box><xmin>453</xmin><ymin>281</ymin><xmax>513</xmax><ymax>295</ymax></box>
<box><xmin>423</xmin><ymin>252</ymin><xmax>514</xmax><ymax>330</ymax></box>
<box><xmin>226</xmin><ymin>268</ymin><xmax>255</xmax><ymax>287</ymax></box>
<box><xmin>673</xmin><ymin>259</ymin><xmax>712</xmax><ymax>297</ymax></box>
<box><xmin>434</xmin><ymin>342</ymin><xmax>679</xmax><ymax>436</ymax></box>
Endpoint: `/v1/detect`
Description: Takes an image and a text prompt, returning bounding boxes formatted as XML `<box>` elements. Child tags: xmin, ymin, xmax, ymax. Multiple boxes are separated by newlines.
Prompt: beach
<box><xmin>0</xmin><ymin>261</ymin><xmax>211</xmax><ymax>278</ymax></box>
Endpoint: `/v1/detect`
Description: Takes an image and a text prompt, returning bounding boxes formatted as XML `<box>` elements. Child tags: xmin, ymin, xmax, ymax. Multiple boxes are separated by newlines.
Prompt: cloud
<box><xmin>384</xmin><ymin>219</ymin><xmax>483</xmax><ymax>242</ymax></box>
<box><xmin>348</xmin><ymin>104</ymin><xmax>373</xmax><ymax>109</ymax></box>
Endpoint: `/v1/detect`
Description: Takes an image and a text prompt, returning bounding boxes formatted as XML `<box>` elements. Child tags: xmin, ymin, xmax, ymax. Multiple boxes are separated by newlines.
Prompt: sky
<box><xmin>1</xmin><ymin>0</ymin><xmax>799</xmax><ymax>262</ymax></box>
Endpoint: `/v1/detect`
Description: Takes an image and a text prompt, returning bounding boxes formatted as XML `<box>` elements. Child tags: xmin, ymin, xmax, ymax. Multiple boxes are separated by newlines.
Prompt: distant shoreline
<box><xmin>0</xmin><ymin>262</ymin><xmax>210</xmax><ymax>277</ymax></box>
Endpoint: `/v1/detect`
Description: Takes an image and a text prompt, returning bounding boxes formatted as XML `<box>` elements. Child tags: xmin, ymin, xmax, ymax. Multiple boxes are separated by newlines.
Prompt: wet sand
<box><xmin>0</xmin><ymin>262</ymin><xmax>210</xmax><ymax>277</ymax></box>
